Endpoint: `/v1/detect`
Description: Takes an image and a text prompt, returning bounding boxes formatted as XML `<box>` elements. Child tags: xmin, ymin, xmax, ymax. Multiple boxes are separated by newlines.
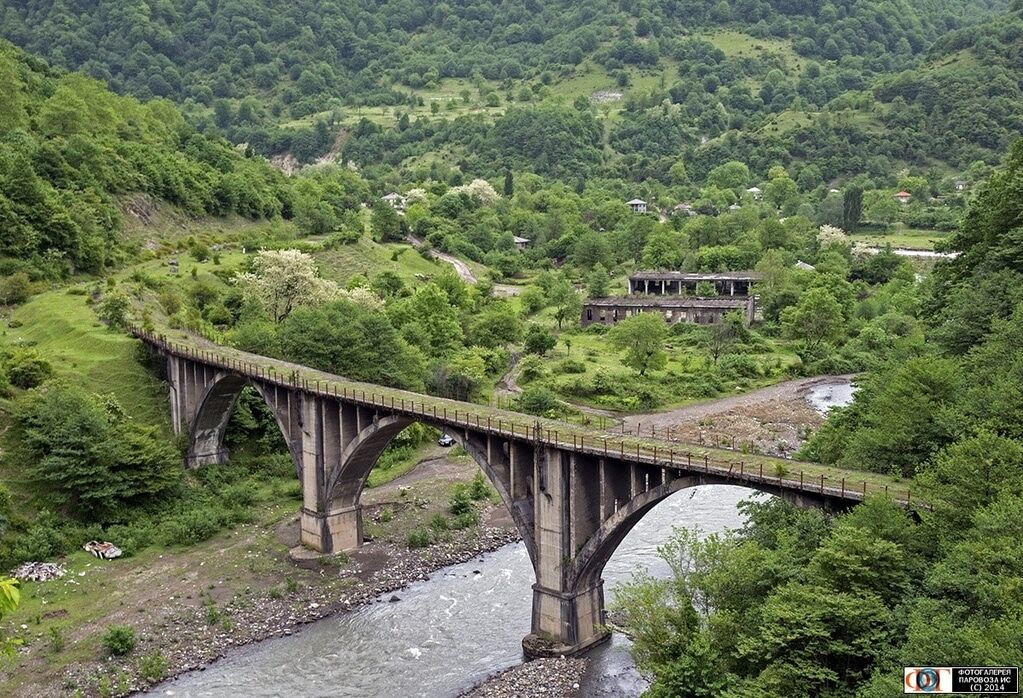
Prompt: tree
<box><xmin>609</xmin><ymin>313</ymin><xmax>668</xmax><ymax>375</ymax></box>
<box><xmin>842</xmin><ymin>186</ymin><xmax>863</xmax><ymax>231</ymax></box>
<box><xmin>548</xmin><ymin>278</ymin><xmax>582</xmax><ymax>329</ymax></box>
<box><xmin>642</xmin><ymin>228</ymin><xmax>687</xmax><ymax>269</ymax></box>
<box><xmin>705</xmin><ymin>311</ymin><xmax>747</xmax><ymax>364</ymax></box>
<box><xmin>14</xmin><ymin>385</ymin><xmax>180</xmax><ymax>520</ymax></box>
<box><xmin>97</xmin><ymin>289</ymin><xmax>131</xmax><ymax>328</ymax></box>
<box><xmin>503</xmin><ymin>169</ymin><xmax>514</xmax><ymax>197</ymax></box>
<box><xmin>524</xmin><ymin>324</ymin><xmax>556</xmax><ymax>356</ymax></box>
<box><xmin>781</xmin><ymin>287</ymin><xmax>844</xmax><ymax>349</ymax></box>
<box><xmin>388</xmin><ymin>283</ymin><xmax>464</xmax><ymax>359</ymax></box>
<box><xmin>706</xmin><ymin>161</ymin><xmax>750</xmax><ymax>191</ymax></box>
<box><xmin>864</xmin><ymin>193</ymin><xmax>900</xmax><ymax>230</ymax></box>
<box><xmin>235</xmin><ymin>249</ymin><xmax>340</xmax><ymax>323</ymax></box>
<box><xmin>280</xmin><ymin>299</ymin><xmax>426</xmax><ymax>390</ymax></box>
<box><xmin>371</xmin><ymin>200</ymin><xmax>403</xmax><ymax>242</ymax></box>
<box><xmin>586</xmin><ymin>264</ymin><xmax>611</xmax><ymax>298</ymax></box>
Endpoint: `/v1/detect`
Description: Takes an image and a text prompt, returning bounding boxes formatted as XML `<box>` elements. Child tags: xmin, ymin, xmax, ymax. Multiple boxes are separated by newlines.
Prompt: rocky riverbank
<box><xmin>59</xmin><ymin>517</ymin><xmax>520</xmax><ymax>697</ymax></box>
<box><xmin>463</xmin><ymin>657</ymin><xmax>588</xmax><ymax>698</ymax></box>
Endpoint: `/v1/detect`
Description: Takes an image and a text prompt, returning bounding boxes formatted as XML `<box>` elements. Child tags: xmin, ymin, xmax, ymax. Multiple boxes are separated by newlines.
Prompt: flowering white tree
<box><xmin>235</xmin><ymin>249</ymin><xmax>340</xmax><ymax>323</ymax></box>
<box><xmin>817</xmin><ymin>224</ymin><xmax>850</xmax><ymax>248</ymax></box>
<box><xmin>452</xmin><ymin>178</ymin><xmax>500</xmax><ymax>205</ymax></box>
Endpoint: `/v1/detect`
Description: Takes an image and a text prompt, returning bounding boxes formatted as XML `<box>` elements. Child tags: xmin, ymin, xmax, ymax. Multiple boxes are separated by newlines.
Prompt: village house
<box><xmin>894</xmin><ymin>190</ymin><xmax>912</xmax><ymax>204</ymax></box>
<box><xmin>672</xmin><ymin>202</ymin><xmax>695</xmax><ymax>217</ymax></box>
<box><xmin>382</xmin><ymin>192</ymin><xmax>407</xmax><ymax>212</ymax></box>
<box><xmin>746</xmin><ymin>186</ymin><xmax>763</xmax><ymax>200</ymax></box>
<box><xmin>513</xmin><ymin>236</ymin><xmax>530</xmax><ymax>252</ymax></box>
<box><xmin>954</xmin><ymin>179</ymin><xmax>968</xmax><ymax>191</ymax></box>
<box><xmin>626</xmin><ymin>198</ymin><xmax>648</xmax><ymax>213</ymax></box>
<box><xmin>628</xmin><ymin>271</ymin><xmax>763</xmax><ymax>297</ymax></box>
<box><xmin>581</xmin><ymin>296</ymin><xmax>755</xmax><ymax>328</ymax></box>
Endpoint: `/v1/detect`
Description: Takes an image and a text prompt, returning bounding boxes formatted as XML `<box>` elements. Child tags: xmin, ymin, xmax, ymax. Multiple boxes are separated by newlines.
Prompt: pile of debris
<box><xmin>12</xmin><ymin>562</ymin><xmax>66</xmax><ymax>582</ymax></box>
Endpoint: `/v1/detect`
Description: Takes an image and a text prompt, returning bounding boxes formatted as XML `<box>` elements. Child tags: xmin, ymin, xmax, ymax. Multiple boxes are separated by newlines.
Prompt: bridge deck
<box><xmin>130</xmin><ymin>326</ymin><xmax>917</xmax><ymax>508</ymax></box>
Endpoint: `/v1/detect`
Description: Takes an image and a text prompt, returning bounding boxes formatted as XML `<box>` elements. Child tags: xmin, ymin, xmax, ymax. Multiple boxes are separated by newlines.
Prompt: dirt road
<box><xmin>620</xmin><ymin>375</ymin><xmax>855</xmax><ymax>458</ymax></box>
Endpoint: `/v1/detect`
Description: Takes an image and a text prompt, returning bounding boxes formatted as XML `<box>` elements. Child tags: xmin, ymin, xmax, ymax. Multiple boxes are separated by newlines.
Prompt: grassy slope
<box><xmin>1</xmin><ymin>291</ymin><xmax>169</xmax><ymax>432</ymax></box>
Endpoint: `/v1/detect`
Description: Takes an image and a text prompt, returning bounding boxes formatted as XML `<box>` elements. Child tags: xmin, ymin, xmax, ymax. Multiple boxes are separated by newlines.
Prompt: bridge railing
<box><xmin>130</xmin><ymin>325</ymin><xmax>916</xmax><ymax>508</ymax></box>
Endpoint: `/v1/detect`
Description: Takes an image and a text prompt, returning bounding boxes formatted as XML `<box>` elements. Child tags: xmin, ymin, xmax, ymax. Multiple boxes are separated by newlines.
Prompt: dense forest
<box><xmin>0</xmin><ymin>0</ymin><xmax>1016</xmax><ymax>179</ymax></box>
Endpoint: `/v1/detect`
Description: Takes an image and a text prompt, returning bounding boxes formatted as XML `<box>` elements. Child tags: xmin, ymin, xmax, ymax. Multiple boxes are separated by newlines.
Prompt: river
<box><xmin>147</xmin><ymin>486</ymin><xmax>754</xmax><ymax>698</ymax></box>
<box><xmin>150</xmin><ymin>381</ymin><xmax>858</xmax><ymax>698</ymax></box>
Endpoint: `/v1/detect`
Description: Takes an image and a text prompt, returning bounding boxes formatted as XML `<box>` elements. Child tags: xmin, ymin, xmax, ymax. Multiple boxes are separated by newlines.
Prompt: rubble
<box><xmin>462</xmin><ymin>657</ymin><xmax>588</xmax><ymax>697</ymax></box>
<box><xmin>12</xmin><ymin>562</ymin><xmax>66</xmax><ymax>582</ymax></box>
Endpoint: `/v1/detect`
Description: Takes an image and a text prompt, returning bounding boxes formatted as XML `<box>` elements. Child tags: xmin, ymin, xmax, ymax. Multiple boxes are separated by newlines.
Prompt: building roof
<box><xmin>586</xmin><ymin>296</ymin><xmax>751</xmax><ymax>310</ymax></box>
<box><xmin>894</xmin><ymin>191</ymin><xmax>912</xmax><ymax>197</ymax></box>
<box><xmin>630</xmin><ymin>271</ymin><xmax>764</xmax><ymax>282</ymax></box>
<box><xmin>746</xmin><ymin>186</ymin><xmax>762</xmax><ymax>193</ymax></box>
<box><xmin>626</xmin><ymin>198</ymin><xmax>647</xmax><ymax>205</ymax></box>
<box><xmin>382</xmin><ymin>193</ymin><xmax>404</xmax><ymax>200</ymax></box>
<box><xmin>794</xmin><ymin>260</ymin><xmax>816</xmax><ymax>271</ymax></box>
<box><xmin>513</xmin><ymin>236</ymin><xmax>531</xmax><ymax>244</ymax></box>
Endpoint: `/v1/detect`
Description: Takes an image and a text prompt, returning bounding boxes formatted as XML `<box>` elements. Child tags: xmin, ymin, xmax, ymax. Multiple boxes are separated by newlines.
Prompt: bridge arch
<box><xmin>185</xmin><ymin>373</ymin><xmax>300</xmax><ymax>473</ymax></box>
<box><xmin>328</xmin><ymin>417</ymin><xmax>537</xmax><ymax>566</ymax></box>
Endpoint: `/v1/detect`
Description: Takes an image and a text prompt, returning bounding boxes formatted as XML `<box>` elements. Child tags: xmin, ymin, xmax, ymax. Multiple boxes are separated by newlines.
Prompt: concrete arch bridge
<box><xmin>132</xmin><ymin>327</ymin><xmax>912</xmax><ymax>657</ymax></box>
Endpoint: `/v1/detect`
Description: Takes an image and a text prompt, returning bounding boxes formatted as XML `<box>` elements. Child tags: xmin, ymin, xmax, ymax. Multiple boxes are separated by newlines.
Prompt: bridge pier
<box><xmin>525</xmin><ymin>582</ymin><xmax>609</xmax><ymax>657</ymax></box>
<box><xmin>300</xmin><ymin>505</ymin><xmax>362</xmax><ymax>554</ymax></box>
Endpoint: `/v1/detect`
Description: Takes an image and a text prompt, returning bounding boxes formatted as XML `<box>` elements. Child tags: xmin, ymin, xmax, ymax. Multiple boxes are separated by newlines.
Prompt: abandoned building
<box><xmin>581</xmin><ymin>296</ymin><xmax>755</xmax><ymax>327</ymax></box>
<box><xmin>627</xmin><ymin>271</ymin><xmax>763</xmax><ymax>297</ymax></box>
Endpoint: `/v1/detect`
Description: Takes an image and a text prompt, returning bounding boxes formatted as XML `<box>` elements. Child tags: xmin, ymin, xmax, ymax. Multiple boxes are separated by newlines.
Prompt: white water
<box><xmin>805</xmin><ymin>380</ymin><xmax>857</xmax><ymax>415</ymax></box>
<box><xmin>147</xmin><ymin>486</ymin><xmax>756</xmax><ymax>698</ymax></box>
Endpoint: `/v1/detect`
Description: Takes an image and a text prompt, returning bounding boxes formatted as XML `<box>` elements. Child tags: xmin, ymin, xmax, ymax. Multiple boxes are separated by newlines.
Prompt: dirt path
<box><xmin>407</xmin><ymin>235</ymin><xmax>477</xmax><ymax>283</ymax></box>
<box><xmin>620</xmin><ymin>375</ymin><xmax>855</xmax><ymax>458</ymax></box>
<box><xmin>622</xmin><ymin>375</ymin><xmax>854</xmax><ymax>430</ymax></box>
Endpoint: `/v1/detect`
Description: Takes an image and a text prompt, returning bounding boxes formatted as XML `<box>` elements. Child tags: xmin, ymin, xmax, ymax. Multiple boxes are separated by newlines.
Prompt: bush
<box><xmin>6</xmin><ymin>351</ymin><xmax>53</xmax><ymax>389</ymax></box>
<box><xmin>451</xmin><ymin>510</ymin><xmax>480</xmax><ymax>529</ymax></box>
<box><xmin>138</xmin><ymin>649</ymin><xmax>169</xmax><ymax>682</ymax></box>
<box><xmin>102</xmin><ymin>625</ymin><xmax>136</xmax><ymax>656</ymax></box>
<box><xmin>429</xmin><ymin>513</ymin><xmax>449</xmax><ymax>531</ymax></box>
<box><xmin>718</xmin><ymin>354</ymin><xmax>761</xmax><ymax>379</ymax></box>
<box><xmin>517</xmin><ymin>355</ymin><xmax>545</xmax><ymax>382</ymax></box>
<box><xmin>449</xmin><ymin>488</ymin><xmax>473</xmax><ymax>515</ymax></box>
<box><xmin>468</xmin><ymin>472</ymin><xmax>491</xmax><ymax>500</ymax></box>
<box><xmin>517</xmin><ymin>386</ymin><xmax>561</xmax><ymax>416</ymax></box>
<box><xmin>0</xmin><ymin>272</ymin><xmax>32</xmax><ymax>305</ymax></box>
<box><xmin>524</xmin><ymin>325</ymin><xmax>556</xmax><ymax>356</ymax></box>
<box><xmin>407</xmin><ymin>527</ymin><xmax>435</xmax><ymax>548</ymax></box>
<box><xmin>555</xmin><ymin>358</ymin><xmax>586</xmax><ymax>374</ymax></box>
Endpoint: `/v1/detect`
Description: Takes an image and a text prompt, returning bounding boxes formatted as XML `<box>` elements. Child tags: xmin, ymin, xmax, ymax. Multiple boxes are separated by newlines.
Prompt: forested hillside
<box><xmin>0</xmin><ymin>42</ymin><xmax>293</xmax><ymax>279</ymax></box>
<box><xmin>0</xmin><ymin>0</ymin><xmax>1013</xmax><ymax>178</ymax></box>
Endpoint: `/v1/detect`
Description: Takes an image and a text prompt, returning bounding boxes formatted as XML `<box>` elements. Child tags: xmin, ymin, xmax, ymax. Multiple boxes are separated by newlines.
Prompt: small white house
<box><xmin>382</xmin><ymin>192</ymin><xmax>407</xmax><ymax>212</ymax></box>
<box><xmin>513</xmin><ymin>236</ymin><xmax>531</xmax><ymax>252</ymax></box>
<box><xmin>954</xmin><ymin>179</ymin><xmax>968</xmax><ymax>191</ymax></box>
<box><xmin>672</xmin><ymin>203</ymin><xmax>695</xmax><ymax>217</ymax></box>
<box><xmin>627</xmin><ymin>198</ymin><xmax>648</xmax><ymax>214</ymax></box>
<box><xmin>794</xmin><ymin>260</ymin><xmax>816</xmax><ymax>271</ymax></box>
<box><xmin>746</xmin><ymin>186</ymin><xmax>763</xmax><ymax>200</ymax></box>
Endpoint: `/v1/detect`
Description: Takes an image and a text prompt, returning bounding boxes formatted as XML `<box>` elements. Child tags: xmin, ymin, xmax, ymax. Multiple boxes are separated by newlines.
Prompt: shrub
<box><xmin>429</xmin><ymin>513</ymin><xmax>449</xmax><ymax>531</ymax></box>
<box><xmin>517</xmin><ymin>355</ymin><xmax>545</xmax><ymax>382</ymax></box>
<box><xmin>524</xmin><ymin>325</ymin><xmax>556</xmax><ymax>355</ymax></box>
<box><xmin>407</xmin><ymin>528</ymin><xmax>435</xmax><ymax>548</ymax></box>
<box><xmin>468</xmin><ymin>472</ymin><xmax>491</xmax><ymax>501</ymax></box>
<box><xmin>0</xmin><ymin>272</ymin><xmax>32</xmax><ymax>305</ymax></box>
<box><xmin>450</xmin><ymin>488</ymin><xmax>473</xmax><ymax>515</ymax></box>
<box><xmin>6</xmin><ymin>351</ymin><xmax>53</xmax><ymax>389</ymax></box>
<box><xmin>517</xmin><ymin>386</ymin><xmax>561</xmax><ymax>416</ymax></box>
<box><xmin>555</xmin><ymin>358</ymin><xmax>586</xmax><ymax>374</ymax></box>
<box><xmin>101</xmin><ymin>625</ymin><xmax>136</xmax><ymax>656</ymax></box>
<box><xmin>718</xmin><ymin>354</ymin><xmax>761</xmax><ymax>378</ymax></box>
<box><xmin>378</xmin><ymin>507</ymin><xmax>393</xmax><ymax>523</ymax></box>
<box><xmin>48</xmin><ymin>626</ymin><xmax>65</xmax><ymax>653</ymax></box>
<box><xmin>451</xmin><ymin>510</ymin><xmax>480</xmax><ymax>529</ymax></box>
<box><xmin>138</xmin><ymin>650</ymin><xmax>169</xmax><ymax>682</ymax></box>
